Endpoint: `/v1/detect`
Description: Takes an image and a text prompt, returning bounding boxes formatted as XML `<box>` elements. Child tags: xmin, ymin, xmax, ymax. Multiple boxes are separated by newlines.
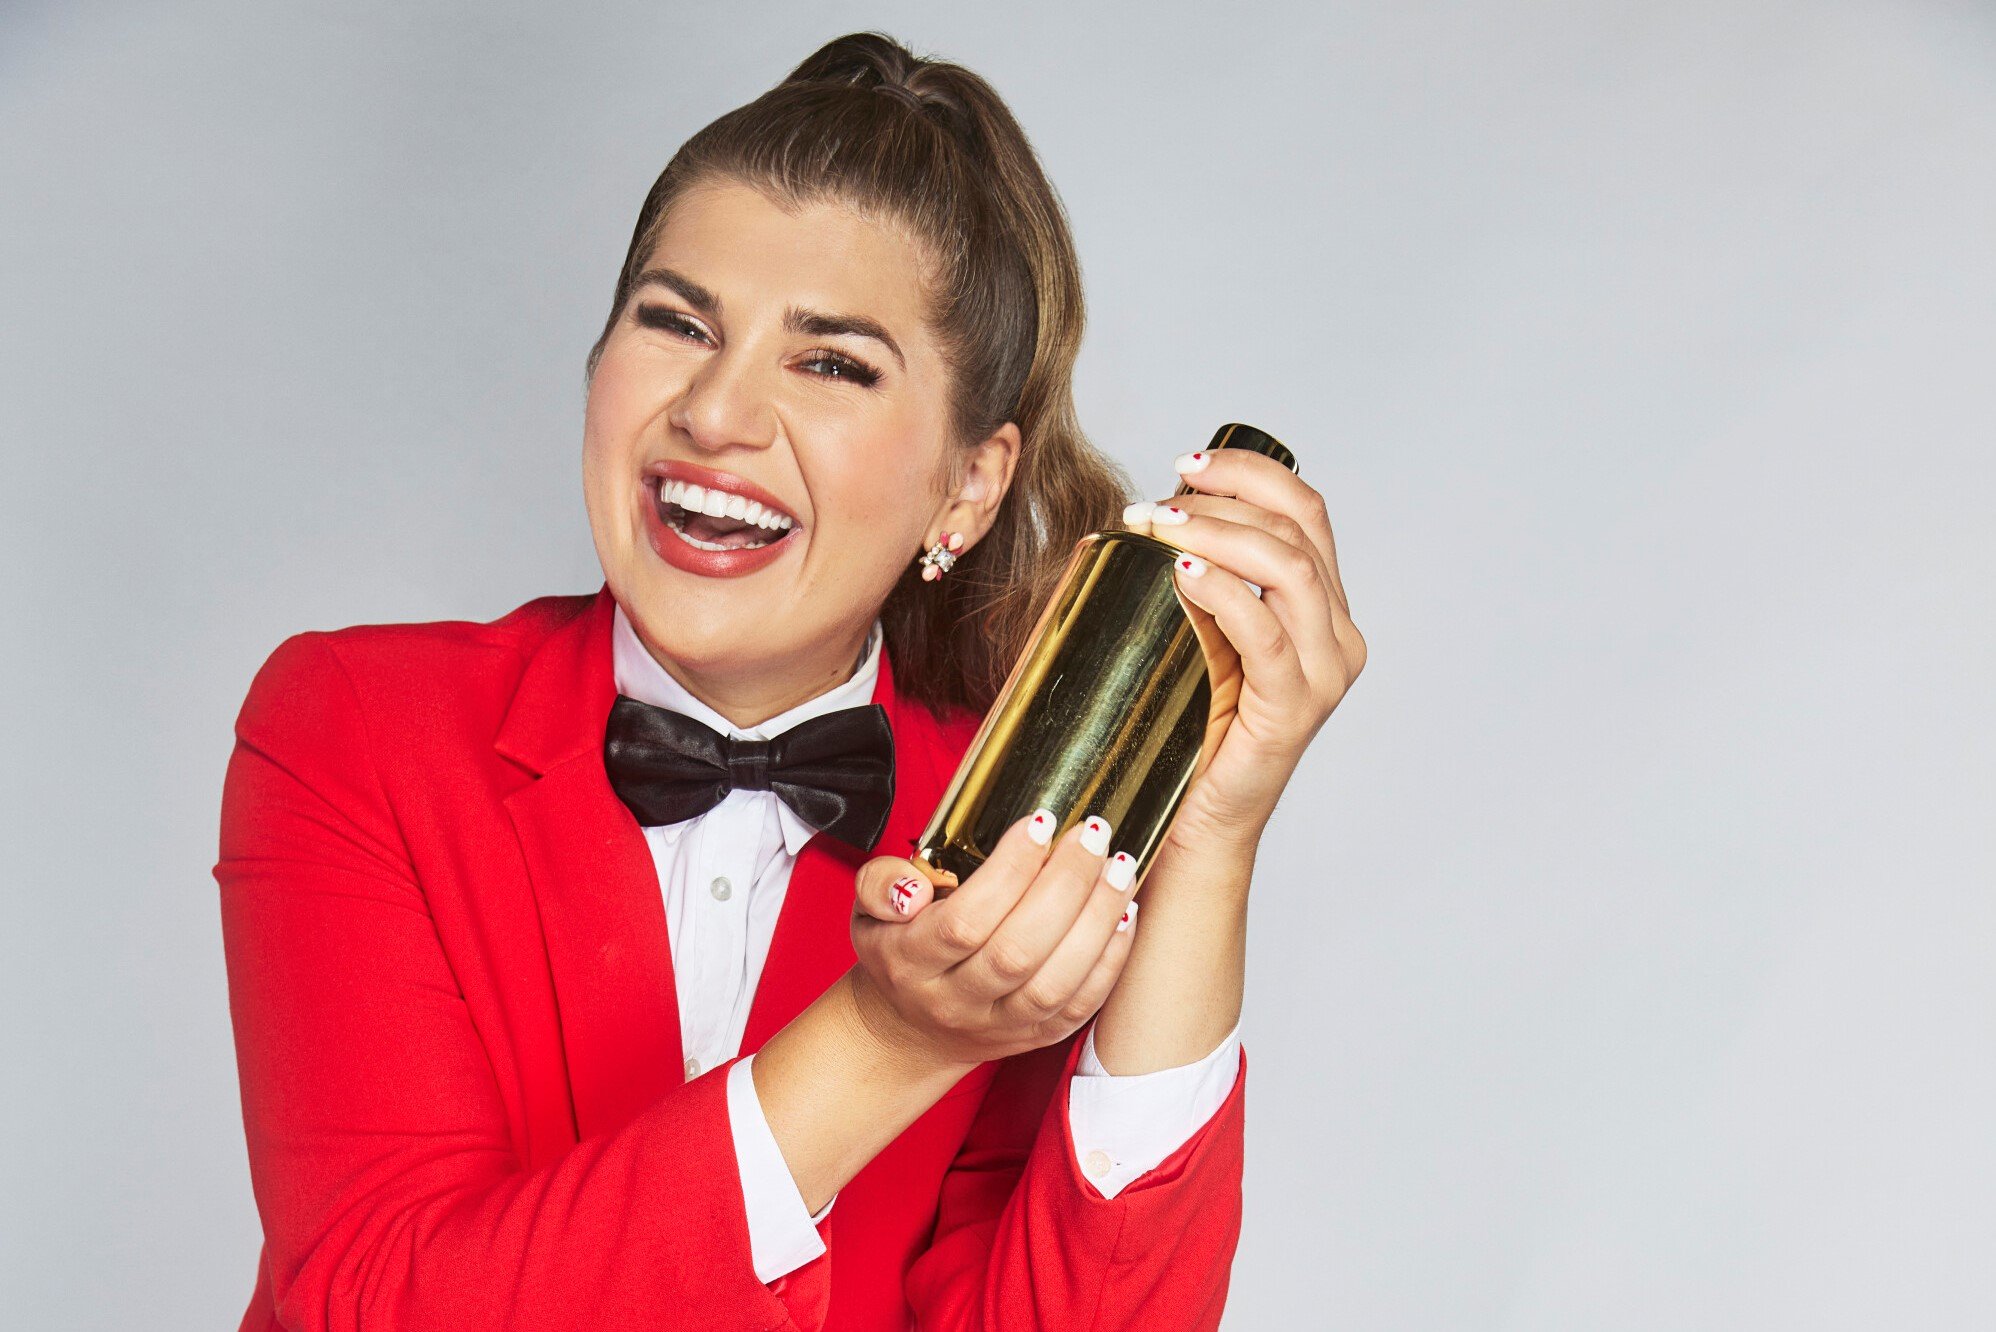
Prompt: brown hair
<box><xmin>585</xmin><ymin>31</ymin><xmax>1134</xmax><ymax>721</ymax></box>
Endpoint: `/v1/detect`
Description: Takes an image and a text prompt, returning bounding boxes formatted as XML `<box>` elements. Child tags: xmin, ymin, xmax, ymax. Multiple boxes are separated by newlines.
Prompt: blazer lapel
<box><xmin>497</xmin><ymin>586</ymin><xmax>684</xmax><ymax>1141</ymax></box>
<box><xmin>742</xmin><ymin>631</ymin><xmax>961</xmax><ymax>1056</ymax></box>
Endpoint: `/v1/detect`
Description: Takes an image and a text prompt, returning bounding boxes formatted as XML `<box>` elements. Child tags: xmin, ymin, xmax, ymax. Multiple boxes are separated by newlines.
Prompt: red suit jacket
<box><xmin>215</xmin><ymin>585</ymin><xmax>1247</xmax><ymax>1330</ymax></box>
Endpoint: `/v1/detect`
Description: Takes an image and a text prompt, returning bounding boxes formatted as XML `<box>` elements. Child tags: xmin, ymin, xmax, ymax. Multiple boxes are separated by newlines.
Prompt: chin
<box><xmin>621</xmin><ymin>595</ymin><xmax>782</xmax><ymax>669</ymax></box>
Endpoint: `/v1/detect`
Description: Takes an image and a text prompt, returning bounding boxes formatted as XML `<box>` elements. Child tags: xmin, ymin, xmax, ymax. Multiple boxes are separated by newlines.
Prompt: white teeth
<box><xmin>656</xmin><ymin>477</ymin><xmax>795</xmax><ymax>531</ymax></box>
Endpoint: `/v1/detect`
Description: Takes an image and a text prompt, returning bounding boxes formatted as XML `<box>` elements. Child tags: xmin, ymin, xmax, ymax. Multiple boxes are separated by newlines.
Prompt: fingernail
<box><xmin>890</xmin><ymin>876</ymin><xmax>921</xmax><ymax>914</ymax></box>
<box><xmin>1151</xmin><ymin>504</ymin><xmax>1190</xmax><ymax>526</ymax></box>
<box><xmin>1105</xmin><ymin>852</ymin><xmax>1137</xmax><ymax>891</ymax></box>
<box><xmin>1173</xmin><ymin>451</ymin><xmax>1210</xmax><ymax>475</ymax></box>
<box><xmin>1122</xmin><ymin>500</ymin><xmax>1155</xmax><ymax>527</ymax></box>
<box><xmin>1117</xmin><ymin>900</ymin><xmax>1139</xmax><ymax>933</ymax></box>
<box><xmin>918</xmin><ymin>845</ymin><xmax>936</xmax><ymax>864</ymax></box>
<box><xmin>1080</xmin><ymin>815</ymin><xmax>1112</xmax><ymax>856</ymax></box>
<box><xmin>1175</xmin><ymin>553</ymin><xmax>1207</xmax><ymax>577</ymax></box>
<box><xmin>1027</xmin><ymin>809</ymin><xmax>1057</xmax><ymax>846</ymax></box>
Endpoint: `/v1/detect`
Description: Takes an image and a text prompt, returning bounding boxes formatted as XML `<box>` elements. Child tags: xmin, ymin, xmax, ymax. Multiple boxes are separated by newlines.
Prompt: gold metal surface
<box><xmin>913</xmin><ymin>423</ymin><xmax>1293</xmax><ymax>897</ymax></box>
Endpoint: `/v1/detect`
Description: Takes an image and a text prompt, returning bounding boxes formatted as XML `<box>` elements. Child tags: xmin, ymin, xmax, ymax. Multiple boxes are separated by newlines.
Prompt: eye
<box><xmin>634</xmin><ymin>304</ymin><xmax>710</xmax><ymax>343</ymax></box>
<box><xmin>799</xmin><ymin>351</ymin><xmax>882</xmax><ymax>388</ymax></box>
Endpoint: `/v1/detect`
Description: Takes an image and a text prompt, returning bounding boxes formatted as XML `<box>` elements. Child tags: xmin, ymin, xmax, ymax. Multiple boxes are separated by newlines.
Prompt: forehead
<box><xmin>644</xmin><ymin>180</ymin><xmax>933</xmax><ymax>333</ymax></box>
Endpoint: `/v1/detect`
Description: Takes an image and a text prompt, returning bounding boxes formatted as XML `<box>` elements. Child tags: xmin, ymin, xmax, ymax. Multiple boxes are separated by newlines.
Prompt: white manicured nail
<box><xmin>890</xmin><ymin>876</ymin><xmax>920</xmax><ymax>914</ymax></box>
<box><xmin>1080</xmin><ymin>815</ymin><xmax>1112</xmax><ymax>856</ymax></box>
<box><xmin>1150</xmin><ymin>504</ymin><xmax>1190</xmax><ymax>525</ymax></box>
<box><xmin>1117</xmin><ymin>900</ymin><xmax>1139</xmax><ymax>933</ymax></box>
<box><xmin>1122</xmin><ymin>500</ymin><xmax>1155</xmax><ymax>527</ymax></box>
<box><xmin>1027</xmin><ymin>809</ymin><xmax>1056</xmax><ymax>846</ymax></box>
<box><xmin>1175</xmin><ymin>553</ymin><xmax>1207</xmax><ymax>577</ymax></box>
<box><xmin>1173</xmin><ymin>451</ymin><xmax>1210</xmax><ymax>474</ymax></box>
<box><xmin>1105</xmin><ymin>852</ymin><xmax>1137</xmax><ymax>891</ymax></box>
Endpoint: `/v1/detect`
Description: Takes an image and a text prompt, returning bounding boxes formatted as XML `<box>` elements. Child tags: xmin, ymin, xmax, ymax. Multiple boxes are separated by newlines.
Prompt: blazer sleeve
<box><xmin>215</xmin><ymin>633</ymin><xmax>805</xmax><ymax>1332</ymax></box>
<box><xmin>900</xmin><ymin>1019</ymin><xmax>1249</xmax><ymax>1331</ymax></box>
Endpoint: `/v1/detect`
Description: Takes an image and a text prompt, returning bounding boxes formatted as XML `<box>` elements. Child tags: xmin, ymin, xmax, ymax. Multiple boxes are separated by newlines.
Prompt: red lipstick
<box><xmin>639</xmin><ymin>461</ymin><xmax>801</xmax><ymax>579</ymax></box>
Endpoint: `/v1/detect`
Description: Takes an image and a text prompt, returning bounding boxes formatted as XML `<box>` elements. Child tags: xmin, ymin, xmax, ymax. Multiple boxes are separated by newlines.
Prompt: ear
<box><xmin>928</xmin><ymin>421</ymin><xmax>1020</xmax><ymax>549</ymax></box>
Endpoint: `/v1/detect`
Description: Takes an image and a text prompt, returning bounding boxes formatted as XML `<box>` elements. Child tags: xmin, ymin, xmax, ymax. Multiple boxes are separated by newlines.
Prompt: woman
<box><xmin>216</xmin><ymin>30</ymin><xmax>1365</xmax><ymax>1332</ymax></box>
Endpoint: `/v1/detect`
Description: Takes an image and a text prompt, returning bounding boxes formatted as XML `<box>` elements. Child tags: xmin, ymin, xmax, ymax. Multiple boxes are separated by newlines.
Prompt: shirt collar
<box><xmin>610</xmin><ymin>602</ymin><xmax>885</xmax><ymax>855</ymax></box>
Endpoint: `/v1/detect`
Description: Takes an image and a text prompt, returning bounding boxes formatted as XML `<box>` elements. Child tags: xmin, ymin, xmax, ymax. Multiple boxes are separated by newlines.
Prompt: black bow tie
<box><xmin>603</xmin><ymin>696</ymin><xmax>896</xmax><ymax>853</ymax></box>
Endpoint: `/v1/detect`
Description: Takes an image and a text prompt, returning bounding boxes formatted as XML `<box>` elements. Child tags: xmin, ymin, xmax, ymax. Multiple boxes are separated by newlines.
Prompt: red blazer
<box><xmin>216</xmin><ymin>585</ymin><xmax>1247</xmax><ymax>1331</ymax></box>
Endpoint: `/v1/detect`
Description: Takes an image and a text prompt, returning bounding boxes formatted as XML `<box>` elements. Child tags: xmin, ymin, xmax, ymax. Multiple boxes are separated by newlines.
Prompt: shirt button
<box><xmin>710</xmin><ymin>875</ymin><xmax>732</xmax><ymax>901</ymax></box>
<box><xmin>1083</xmin><ymin>1149</ymin><xmax>1112</xmax><ymax>1178</ymax></box>
<box><xmin>684</xmin><ymin>1056</ymin><xmax>702</xmax><ymax>1079</ymax></box>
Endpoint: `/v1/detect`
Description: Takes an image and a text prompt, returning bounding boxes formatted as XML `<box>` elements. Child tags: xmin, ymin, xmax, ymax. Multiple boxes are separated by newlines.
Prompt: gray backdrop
<box><xmin>4</xmin><ymin>2</ymin><xmax>1992</xmax><ymax>1327</ymax></box>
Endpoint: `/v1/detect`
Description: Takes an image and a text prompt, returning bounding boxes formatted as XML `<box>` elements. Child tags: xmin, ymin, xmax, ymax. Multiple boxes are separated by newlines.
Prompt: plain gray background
<box><xmin>4</xmin><ymin>1</ymin><xmax>1993</xmax><ymax>1327</ymax></box>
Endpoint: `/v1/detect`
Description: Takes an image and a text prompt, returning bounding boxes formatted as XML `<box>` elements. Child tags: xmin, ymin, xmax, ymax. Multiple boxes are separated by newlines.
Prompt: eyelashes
<box><xmin>633</xmin><ymin>304</ymin><xmax>883</xmax><ymax>388</ymax></box>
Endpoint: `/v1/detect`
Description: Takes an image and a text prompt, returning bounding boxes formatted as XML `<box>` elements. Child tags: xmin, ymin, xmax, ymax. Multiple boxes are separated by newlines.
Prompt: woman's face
<box><xmin>583</xmin><ymin>178</ymin><xmax>1014</xmax><ymax>720</ymax></box>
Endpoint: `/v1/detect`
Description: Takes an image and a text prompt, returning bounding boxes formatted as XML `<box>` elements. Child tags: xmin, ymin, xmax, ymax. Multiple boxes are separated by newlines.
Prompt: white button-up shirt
<box><xmin>611</xmin><ymin>604</ymin><xmax>1242</xmax><ymax>1283</ymax></box>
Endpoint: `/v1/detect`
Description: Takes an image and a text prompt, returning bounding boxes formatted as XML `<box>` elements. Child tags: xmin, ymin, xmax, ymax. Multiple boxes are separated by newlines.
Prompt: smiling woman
<box><xmin>213</xmin><ymin>27</ymin><xmax>1307</xmax><ymax>1332</ymax></box>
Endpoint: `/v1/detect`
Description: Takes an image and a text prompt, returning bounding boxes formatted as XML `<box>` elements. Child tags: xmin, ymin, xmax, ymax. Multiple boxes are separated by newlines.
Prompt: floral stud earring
<box><xmin>919</xmin><ymin>530</ymin><xmax>966</xmax><ymax>581</ymax></box>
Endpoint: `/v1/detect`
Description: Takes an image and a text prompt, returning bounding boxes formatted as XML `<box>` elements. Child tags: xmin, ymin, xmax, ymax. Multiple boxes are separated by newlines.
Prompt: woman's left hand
<box><xmin>1124</xmin><ymin>445</ymin><xmax>1367</xmax><ymax>860</ymax></box>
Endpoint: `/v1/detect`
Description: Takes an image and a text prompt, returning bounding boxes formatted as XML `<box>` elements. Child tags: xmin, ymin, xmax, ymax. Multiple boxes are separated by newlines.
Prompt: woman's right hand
<box><xmin>848</xmin><ymin>811</ymin><xmax>1142</xmax><ymax>1069</ymax></box>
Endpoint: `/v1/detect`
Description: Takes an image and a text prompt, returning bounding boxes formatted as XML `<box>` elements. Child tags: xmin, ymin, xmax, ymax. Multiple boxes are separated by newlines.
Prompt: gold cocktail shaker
<box><xmin>913</xmin><ymin>424</ymin><xmax>1297</xmax><ymax>895</ymax></box>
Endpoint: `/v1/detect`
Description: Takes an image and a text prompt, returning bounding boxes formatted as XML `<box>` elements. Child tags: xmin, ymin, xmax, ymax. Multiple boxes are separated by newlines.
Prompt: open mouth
<box><xmin>652</xmin><ymin>475</ymin><xmax>799</xmax><ymax>552</ymax></box>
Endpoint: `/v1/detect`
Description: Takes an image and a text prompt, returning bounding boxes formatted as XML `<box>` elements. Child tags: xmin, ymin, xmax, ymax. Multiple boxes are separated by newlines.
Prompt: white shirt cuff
<box><xmin>1066</xmin><ymin>1015</ymin><xmax>1243</xmax><ymax>1200</ymax></box>
<box><xmin>726</xmin><ymin>1054</ymin><xmax>835</xmax><ymax>1283</ymax></box>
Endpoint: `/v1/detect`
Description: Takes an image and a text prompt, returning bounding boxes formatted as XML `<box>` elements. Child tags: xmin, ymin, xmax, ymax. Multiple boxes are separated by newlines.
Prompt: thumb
<box><xmin>855</xmin><ymin>855</ymin><xmax>935</xmax><ymax>922</ymax></box>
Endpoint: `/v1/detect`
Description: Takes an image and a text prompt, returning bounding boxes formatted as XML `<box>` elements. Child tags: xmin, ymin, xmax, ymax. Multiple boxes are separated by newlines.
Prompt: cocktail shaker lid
<box><xmin>1206</xmin><ymin>422</ymin><xmax>1296</xmax><ymax>475</ymax></box>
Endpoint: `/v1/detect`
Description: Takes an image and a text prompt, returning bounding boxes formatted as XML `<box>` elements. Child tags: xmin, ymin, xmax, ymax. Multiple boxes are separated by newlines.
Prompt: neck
<box><xmin>646</xmin><ymin>625</ymin><xmax>874</xmax><ymax>731</ymax></box>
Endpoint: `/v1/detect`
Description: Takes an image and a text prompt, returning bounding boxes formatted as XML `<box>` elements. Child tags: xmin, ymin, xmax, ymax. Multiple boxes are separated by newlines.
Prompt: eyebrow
<box><xmin>631</xmin><ymin>265</ymin><xmax>906</xmax><ymax>370</ymax></box>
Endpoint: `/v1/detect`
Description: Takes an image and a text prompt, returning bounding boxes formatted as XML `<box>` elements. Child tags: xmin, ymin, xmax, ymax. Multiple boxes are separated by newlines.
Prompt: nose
<box><xmin>668</xmin><ymin>342</ymin><xmax>778</xmax><ymax>460</ymax></box>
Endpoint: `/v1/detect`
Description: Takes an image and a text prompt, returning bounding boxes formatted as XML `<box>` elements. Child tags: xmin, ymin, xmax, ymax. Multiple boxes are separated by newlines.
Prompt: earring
<box><xmin>919</xmin><ymin>531</ymin><xmax>966</xmax><ymax>581</ymax></box>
